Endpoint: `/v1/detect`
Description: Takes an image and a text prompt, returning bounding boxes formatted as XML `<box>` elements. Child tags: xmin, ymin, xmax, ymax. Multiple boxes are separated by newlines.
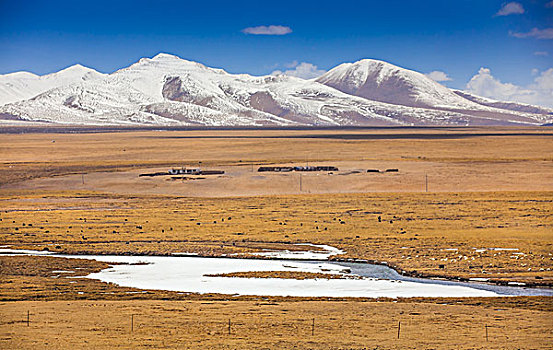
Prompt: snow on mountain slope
<box><xmin>0</xmin><ymin>64</ymin><xmax>105</xmax><ymax>106</ymax></box>
<box><xmin>1</xmin><ymin>54</ymin><xmax>551</xmax><ymax>126</ymax></box>
<box><xmin>315</xmin><ymin>59</ymin><xmax>481</xmax><ymax>109</ymax></box>
<box><xmin>314</xmin><ymin>59</ymin><xmax>553</xmax><ymax>125</ymax></box>
<box><xmin>453</xmin><ymin>90</ymin><xmax>553</xmax><ymax>115</ymax></box>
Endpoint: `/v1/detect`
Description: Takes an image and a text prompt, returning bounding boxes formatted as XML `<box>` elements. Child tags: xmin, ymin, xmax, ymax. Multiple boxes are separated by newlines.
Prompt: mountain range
<box><xmin>1</xmin><ymin>53</ymin><xmax>551</xmax><ymax>126</ymax></box>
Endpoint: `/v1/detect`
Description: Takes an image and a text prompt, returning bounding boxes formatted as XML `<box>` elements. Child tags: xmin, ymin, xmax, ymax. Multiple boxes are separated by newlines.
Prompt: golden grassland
<box><xmin>1</xmin><ymin>127</ymin><xmax>552</xmax><ymax>190</ymax></box>
<box><xmin>1</xmin><ymin>299</ymin><xmax>552</xmax><ymax>349</ymax></box>
<box><xmin>1</xmin><ymin>190</ymin><xmax>551</xmax><ymax>285</ymax></box>
<box><xmin>0</xmin><ymin>127</ymin><xmax>552</xmax><ymax>349</ymax></box>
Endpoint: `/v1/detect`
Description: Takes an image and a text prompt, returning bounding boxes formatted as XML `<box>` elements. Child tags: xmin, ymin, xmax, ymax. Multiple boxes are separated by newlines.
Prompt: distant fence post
<box><xmin>131</xmin><ymin>314</ymin><xmax>134</xmax><ymax>332</ymax></box>
<box><xmin>425</xmin><ymin>174</ymin><xmax>428</xmax><ymax>192</ymax></box>
<box><xmin>397</xmin><ymin>321</ymin><xmax>401</xmax><ymax>339</ymax></box>
<box><xmin>485</xmin><ymin>324</ymin><xmax>488</xmax><ymax>341</ymax></box>
<box><xmin>27</xmin><ymin>310</ymin><xmax>29</xmax><ymax>327</ymax></box>
<box><xmin>228</xmin><ymin>319</ymin><xmax>231</xmax><ymax>335</ymax></box>
<box><xmin>312</xmin><ymin>318</ymin><xmax>315</xmax><ymax>336</ymax></box>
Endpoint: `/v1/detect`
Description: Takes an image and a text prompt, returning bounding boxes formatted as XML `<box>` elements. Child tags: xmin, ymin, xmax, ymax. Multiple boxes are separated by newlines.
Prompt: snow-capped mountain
<box><xmin>0</xmin><ymin>54</ymin><xmax>551</xmax><ymax>126</ymax></box>
<box><xmin>314</xmin><ymin>59</ymin><xmax>552</xmax><ymax>123</ymax></box>
<box><xmin>452</xmin><ymin>90</ymin><xmax>553</xmax><ymax>115</ymax></box>
<box><xmin>315</xmin><ymin>59</ymin><xmax>479</xmax><ymax>109</ymax></box>
<box><xmin>0</xmin><ymin>64</ymin><xmax>105</xmax><ymax>106</ymax></box>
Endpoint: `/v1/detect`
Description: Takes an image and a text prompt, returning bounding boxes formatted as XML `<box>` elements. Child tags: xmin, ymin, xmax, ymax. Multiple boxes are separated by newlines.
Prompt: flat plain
<box><xmin>0</xmin><ymin>126</ymin><xmax>552</xmax><ymax>349</ymax></box>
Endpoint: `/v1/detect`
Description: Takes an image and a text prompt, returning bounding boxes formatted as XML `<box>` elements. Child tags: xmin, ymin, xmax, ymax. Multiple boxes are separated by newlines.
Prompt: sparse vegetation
<box><xmin>0</xmin><ymin>127</ymin><xmax>552</xmax><ymax>349</ymax></box>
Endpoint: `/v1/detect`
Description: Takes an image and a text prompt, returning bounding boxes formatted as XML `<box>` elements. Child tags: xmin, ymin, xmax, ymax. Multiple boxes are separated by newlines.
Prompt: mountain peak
<box><xmin>0</xmin><ymin>71</ymin><xmax>39</xmax><ymax>79</ymax></box>
<box><xmin>40</xmin><ymin>64</ymin><xmax>104</xmax><ymax>83</ymax></box>
<box><xmin>131</xmin><ymin>53</ymin><xmax>210</xmax><ymax>71</ymax></box>
<box><xmin>151</xmin><ymin>53</ymin><xmax>182</xmax><ymax>61</ymax></box>
<box><xmin>350</xmin><ymin>58</ymin><xmax>390</xmax><ymax>66</ymax></box>
<box><xmin>336</xmin><ymin>59</ymin><xmax>399</xmax><ymax>71</ymax></box>
<box><xmin>53</xmin><ymin>64</ymin><xmax>100</xmax><ymax>75</ymax></box>
<box><xmin>1</xmin><ymin>55</ymin><xmax>551</xmax><ymax>126</ymax></box>
<box><xmin>316</xmin><ymin>59</ymin><xmax>475</xmax><ymax>109</ymax></box>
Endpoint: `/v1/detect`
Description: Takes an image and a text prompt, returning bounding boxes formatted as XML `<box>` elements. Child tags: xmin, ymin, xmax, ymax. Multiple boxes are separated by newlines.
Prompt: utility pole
<box><xmin>397</xmin><ymin>321</ymin><xmax>401</xmax><ymax>339</ymax></box>
<box><xmin>425</xmin><ymin>174</ymin><xmax>428</xmax><ymax>192</ymax></box>
<box><xmin>299</xmin><ymin>174</ymin><xmax>303</xmax><ymax>192</ymax></box>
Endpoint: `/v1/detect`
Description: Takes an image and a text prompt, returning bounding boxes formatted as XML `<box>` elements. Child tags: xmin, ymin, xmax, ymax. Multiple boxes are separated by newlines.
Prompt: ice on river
<box><xmin>83</xmin><ymin>255</ymin><xmax>497</xmax><ymax>298</ymax></box>
<box><xmin>250</xmin><ymin>244</ymin><xmax>345</xmax><ymax>260</ymax></box>
<box><xmin>1</xmin><ymin>249</ymin><xmax>501</xmax><ymax>298</ymax></box>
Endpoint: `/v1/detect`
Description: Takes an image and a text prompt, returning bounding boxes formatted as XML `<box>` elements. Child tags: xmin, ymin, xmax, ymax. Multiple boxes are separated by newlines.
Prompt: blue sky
<box><xmin>1</xmin><ymin>0</ymin><xmax>552</xmax><ymax>92</ymax></box>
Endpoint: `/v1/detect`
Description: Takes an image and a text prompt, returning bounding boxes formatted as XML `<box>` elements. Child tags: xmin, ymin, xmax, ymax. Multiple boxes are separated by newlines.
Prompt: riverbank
<box><xmin>2</xmin><ymin>249</ymin><xmax>552</xmax><ymax>300</ymax></box>
<box><xmin>3</xmin><ymin>250</ymin><xmax>551</xmax><ymax>349</ymax></box>
<box><xmin>1</xmin><ymin>190</ymin><xmax>551</xmax><ymax>287</ymax></box>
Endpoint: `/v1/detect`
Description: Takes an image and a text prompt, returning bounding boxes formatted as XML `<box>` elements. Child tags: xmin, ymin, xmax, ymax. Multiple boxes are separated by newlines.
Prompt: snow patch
<box><xmin>251</xmin><ymin>243</ymin><xmax>344</xmax><ymax>260</ymax></box>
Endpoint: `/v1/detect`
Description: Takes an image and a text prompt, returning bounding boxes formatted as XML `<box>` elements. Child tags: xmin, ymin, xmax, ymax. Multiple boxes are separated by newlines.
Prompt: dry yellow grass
<box><xmin>1</xmin><ymin>299</ymin><xmax>552</xmax><ymax>349</ymax></box>
<box><xmin>1</xmin><ymin>190</ymin><xmax>551</xmax><ymax>285</ymax></box>
<box><xmin>1</xmin><ymin>127</ymin><xmax>552</xmax><ymax>349</ymax></box>
<box><xmin>1</xmin><ymin>127</ymin><xmax>552</xmax><ymax>193</ymax></box>
<box><xmin>204</xmin><ymin>271</ymin><xmax>362</xmax><ymax>279</ymax></box>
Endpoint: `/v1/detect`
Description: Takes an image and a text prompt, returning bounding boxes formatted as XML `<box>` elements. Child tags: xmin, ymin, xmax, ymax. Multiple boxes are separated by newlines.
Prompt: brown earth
<box><xmin>0</xmin><ymin>126</ymin><xmax>552</xmax><ymax>349</ymax></box>
<box><xmin>1</xmin><ymin>127</ymin><xmax>552</xmax><ymax>194</ymax></box>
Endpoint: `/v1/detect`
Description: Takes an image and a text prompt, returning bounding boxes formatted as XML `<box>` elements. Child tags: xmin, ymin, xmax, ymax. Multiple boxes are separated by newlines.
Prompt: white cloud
<box><xmin>425</xmin><ymin>71</ymin><xmax>453</xmax><ymax>82</ymax></box>
<box><xmin>242</xmin><ymin>25</ymin><xmax>292</xmax><ymax>35</ymax></box>
<box><xmin>510</xmin><ymin>28</ymin><xmax>553</xmax><ymax>39</ymax></box>
<box><xmin>495</xmin><ymin>2</ymin><xmax>525</xmax><ymax>16</ymax></box>
<box><xmin>272</xmin><ymin>62</ymin><xmax>326</xmax><ymax>79</ymax></box>
<box><xmin>535</xmin><ymin>68</ymin><xmax>553</xmax><ymax>90</ymax></box>
<box><xmin>534</xmin><ymin>51</ymin><xmax>549</xmax><ymax>56</ymax></box>
<box><xmin>465</xmin><ymin>67</ymin><xmax>553</xmax><ymax>107</ymax></box>
<box><xmin>285</xmin><ymin>60</ymin><xmax>299</xmax><ymax>68</ymax></box>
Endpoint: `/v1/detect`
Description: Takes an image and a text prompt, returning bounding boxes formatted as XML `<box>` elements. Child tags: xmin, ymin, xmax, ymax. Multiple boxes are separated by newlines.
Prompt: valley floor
<box><xmin>0</xmin><ymin>126</ymin><xmax>551</xmax><ymax>348</ymax></box>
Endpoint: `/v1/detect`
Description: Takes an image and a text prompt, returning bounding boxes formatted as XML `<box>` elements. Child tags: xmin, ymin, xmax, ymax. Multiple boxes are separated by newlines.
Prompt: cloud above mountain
<box><xmin>272</xmin><ymin>62</ymin><xmax>326</xmax><ymax>79</ymax></box>
<box><xmin>425</xmin><ymin>71</ymin><xmax>452</xmax><ymax>82</ymax></box>
<box><xmin>466</xmin><ymin>67</ymin><xmax>553</xmax><ymax>107</ymax></box>
<box><xmin>242</xmin><ymin>25</ymin><xmax>292</xmax><ymax>35</ymax></box>
<box><xmin>495</xmin><ymin>2</ymin><xmax>525</xmax><ymax>16</ymax></box>
<box><xmin>510</xmin><ymin>28</ymin><xmax>553</xmax><ymax>39</ymax></box>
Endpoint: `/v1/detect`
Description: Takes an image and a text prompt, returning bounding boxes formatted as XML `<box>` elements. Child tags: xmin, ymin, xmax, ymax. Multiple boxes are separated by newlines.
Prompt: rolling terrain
<box><xmin>1</xmin><ymin>54</ymin><xmax>552</xmax><ymax>126</ymax></box>
<box><xmin>1</xmin><ymin>127</ymin><xmax>552</xmax><ymax>349</ymax></box>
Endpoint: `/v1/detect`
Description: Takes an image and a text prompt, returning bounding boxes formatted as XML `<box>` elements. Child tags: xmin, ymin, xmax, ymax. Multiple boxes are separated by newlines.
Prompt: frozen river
<box><xmin>2</xmin><ymin>248</ymin><xmax>552</xmax><ymax>298</ymax></box>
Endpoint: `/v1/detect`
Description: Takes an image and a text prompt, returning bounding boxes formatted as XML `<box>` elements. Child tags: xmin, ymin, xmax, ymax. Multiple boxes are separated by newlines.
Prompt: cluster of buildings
<box><xmin>257</xmin><ymin>166</ymin><xmax>339</xmax><ymax>172</ymax></box>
